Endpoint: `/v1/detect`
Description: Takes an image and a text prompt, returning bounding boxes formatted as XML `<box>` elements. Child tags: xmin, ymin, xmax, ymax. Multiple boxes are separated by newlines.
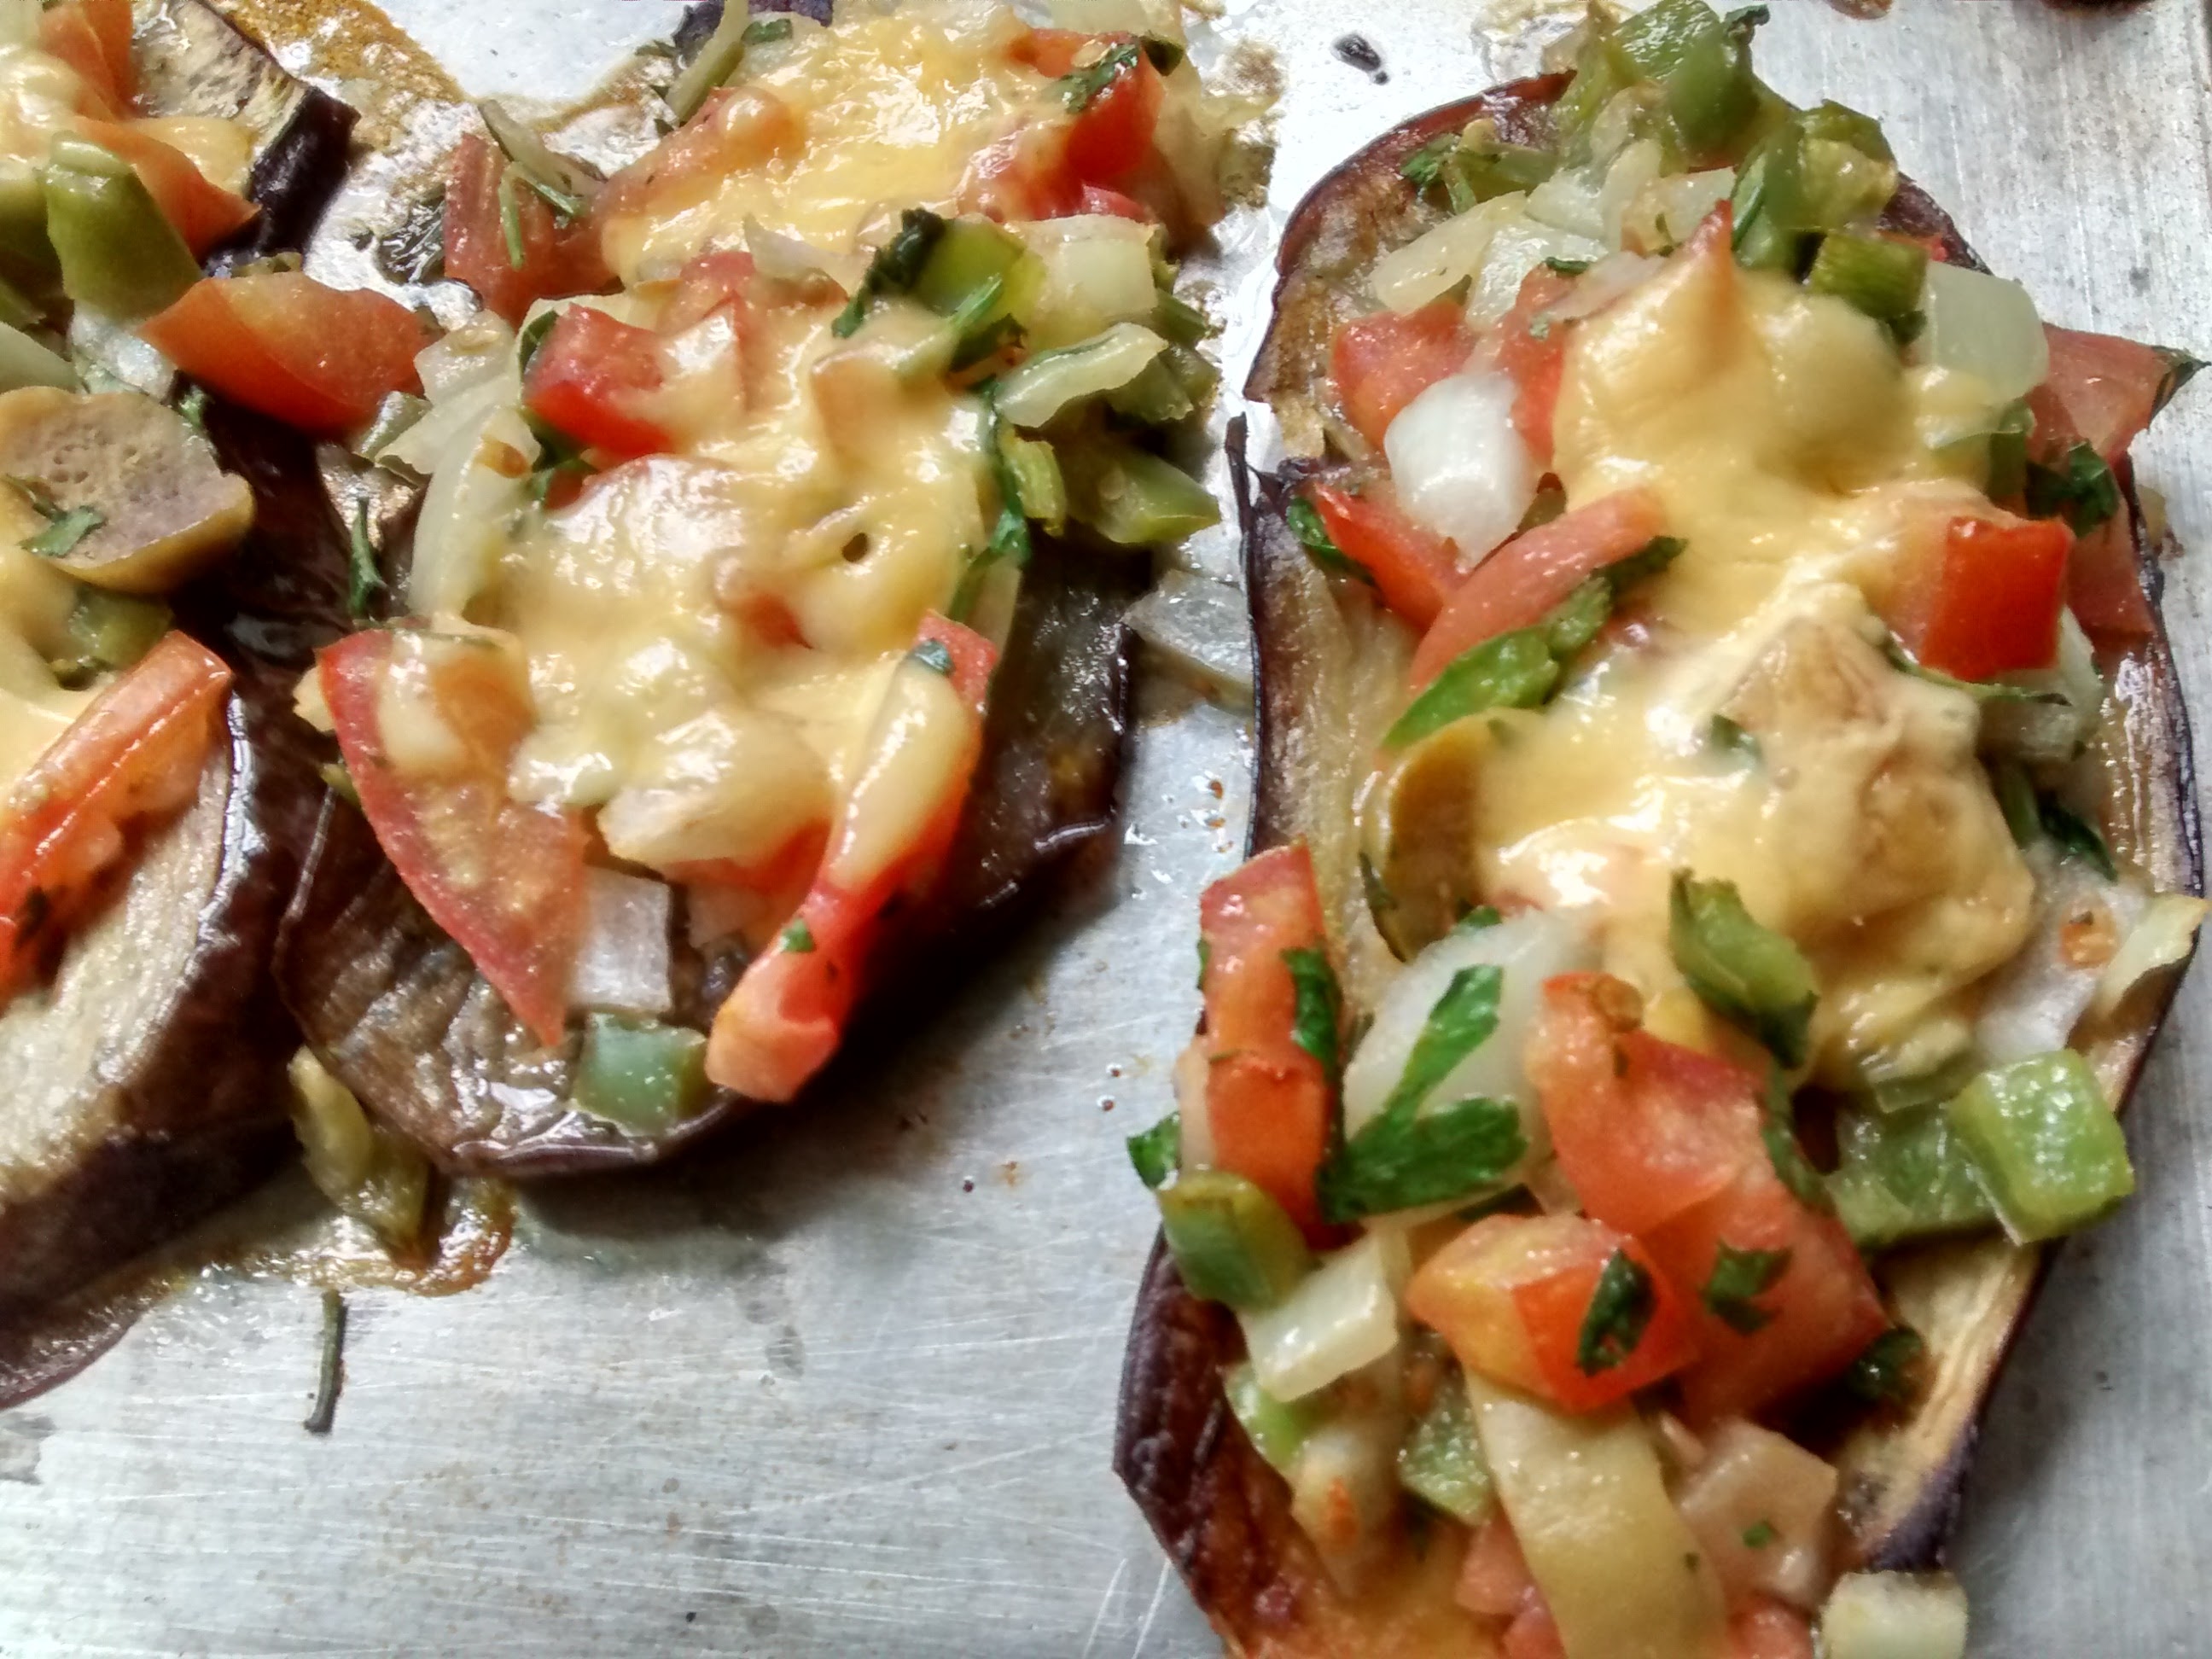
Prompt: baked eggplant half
<box><xmin>1116</xmin><ymin>7</ymin><xmax>2202</xmax><ymax>1655</ymax></box>
<box><xmin>0</xmin><ymin>0</ymin><xmax>357</xmax><ymax>1323</ymax></box>
<box><xmin>275</xmin><ymin>0</ymin><xmax>1242</xmax><ymax>1172</ymax></box>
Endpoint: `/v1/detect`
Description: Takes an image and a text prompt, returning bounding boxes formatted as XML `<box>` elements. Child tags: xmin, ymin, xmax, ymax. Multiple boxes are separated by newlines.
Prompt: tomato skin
<box><xmin>141</xmin><ymin>273</ymin><xmax>426</xmax><ymax>434</ymax></box>
<box><xmin>320</xmin><ymin>629</ymin><xmax>586</xmax><ymax>1047</ymax></box>
<box><xmin>1410</xmin><ymin>487</ymin><xmax>1668</xmax><ymax>689</ymax></box>
<box><xmin>1485</xmin><ymin>266</ymin><xmax>1576</xmax><ymax>467</ymax></box>
<box><xmin>445</xmin><ymin>132</ymin><xmax>612</xmax><ymax>326</ymax></box>
<box><xmin>2040</xmin><ymin>323</ymin><xmax>2173</xmax><ymax>465</ymax></box>
<box><xmin>1410</xmin><ymin>1211</ymin><xmax>1699</xmax><ymax>1412</ymax></box>
<box><xmin>1891</xmin><ymin>514</ymin><xmax>2072</xmax><ymax>682</ymax></box>
<box><xmin>0</xmin><ymin>632</ymin><xmax>230</xmax><ymax>1002</ymax></box>
<box><xmin>1456</xmin><ymin>1516</ymin><xmax>1534</xmax><ymax>1619</ymax></box>
<box><xmin>707</xmin><ymin>614</ymin><xmax>996</xmax><ymax>1102</ymax></box>
<box><xmin>76</xmin><ymin>119</ymin><xmax>257</xmax><ymax>255</ymax></box>
<box><xmin>1079</xmin><ymin>183</ymin><xmax>1153</xmax><ymax>222</ymax></box>
<box><xmin>41</xmin><ymin>0</ymin><xmax>134</xmax><ymax>117</ymax></box>
<box><xmin>1196</xmin><ymin>842</ymin><xmax>1336</xmax><ymax>1238</ymax></box>
<box><xmin>2065</xmin><ymin>511</ymin><xmax>2154</xmax><ymax>641</ymax></box>
<box><xmin>1528</xmin><ymin>974</ymin><xmax>1761</xmax><ymax>1237</ymax></box>
<box><xmin>522</xmin><ymin>306</ymin><xmax>671</xmax><ymax>460</ymax></box>
<box><xmin>1330</xmin><ymin>301</ymin><xmax>1475</xmax><ymax>451</ymax></box>
<box><xmin>1730</xmin><ymin>1598</ymin><xmax>1816</xmax><ymax>1659</ymax></box>
<box><xmin>1306</xmin><ymin>480</ymin><xmax>1459</xmax><ymax>629</ymax></box>
<box><xmin>1503</xmin><ymin>1597</ymin><xmax>1569</xmax><ymax>1659</ymax></box>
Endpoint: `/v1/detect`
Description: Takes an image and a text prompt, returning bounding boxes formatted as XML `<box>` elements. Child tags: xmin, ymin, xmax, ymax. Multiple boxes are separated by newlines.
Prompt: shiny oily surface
<box><xmin>1</xmin><ymin>2</ymin><xmax>2209</xmax><ymax>1655</ymax></box>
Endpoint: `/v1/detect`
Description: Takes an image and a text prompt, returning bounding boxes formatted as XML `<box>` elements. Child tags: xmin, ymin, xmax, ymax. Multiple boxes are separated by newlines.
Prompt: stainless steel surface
<box><xmin>3</xmin><ymin>3</ymin><xmax>2209</xmax><ymax>1653</ymax></box>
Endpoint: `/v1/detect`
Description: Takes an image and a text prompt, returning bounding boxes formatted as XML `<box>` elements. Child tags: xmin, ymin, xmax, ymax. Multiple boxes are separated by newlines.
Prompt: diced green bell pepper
<box><xmin>1807</xmin><ymin>230</ymin><xmax>1927</xmax><ymax>329</ymax></box>
<box><xmin>48</xmin><ymin>587</ymin><xmax>170</xmax><ymax>687</ymax></box>
<box><xmin>1061</xmin><ymin>440</ymin><xmax>1218</xmax><ymax>546</ymax></box>
<box><xmin>1615</xmin><ymin>0</ymin><xmax>1765</xmax><ymax>160</ymax></box>
<box><xmin>1384</xmin><ymin>628</ymin><xmax>1559</xmax><ymax>748</ymax></box>
<box><xmin>1668</xmin><ymin>872</ymin><xmax>1819</xmax><ymax>1067</ymax></box>
<box><xmin>1730</xmin><ymin>105</ymin><xmax>1898</xmax><ymax>274</ymax></box>
<box><xmin>998</xmin><ymin>426</ymin><xmax>1066</xmax><ymax>534</ymax></box>
<box><xmin>1224</xmin><ymin>1359</ymin><xmax>1324</xmax><ymax>1472</ymax></box>
<box><xmin>1397</xmin><ymin>1369</ymin><xmax>1495</xmax><ymax>1524</ymax></box>
<box><xmin>911</xmin><ymin>217</ymin><xmax>1043</xmax><ymax>369</ymax></box>
<box><xmin>44</xmin><ymin>137</ymin><xmax>200</xmax><ymax>323</ymax></box>
<box><xmin>573</xmin><ymin>1012</ymin><xmax>711</xmax><ymax>1135</ymax></box>
<box><xmin>1151</xmin><ymin>288</ymin><xmax>1213</xmax><ymax>347</ymax></box>
<box><xmin>1828</xmin><ymin>1103</ymin><xmax>1995</xmax><ymax>1251</ymax></box>
<box><xmin>0</xmin><ymin>160</ymin><xmax>57</xmax><ymax>299</ymax></box>
<box><xmin>1156</xmin><ymin>1168</ymin><xmax>1313</xmax><ymax>1309</ymax></box>
<box><xmin>1945</xmin><ymin>1050</ymin><xmax>2134</xmax><ymax>1243</ymax></box>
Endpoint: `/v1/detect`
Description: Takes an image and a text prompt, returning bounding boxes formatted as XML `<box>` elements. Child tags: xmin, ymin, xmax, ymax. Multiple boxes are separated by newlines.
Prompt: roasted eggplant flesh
<box><xmin>1118</xmin><ymin>67</ymin><xmax>2202</xmax><ymax>1654</ymax></box>
<box><xmin>0</xmin><ymin>0</ymin><xmax>355</xmax><ymax>1322</ymax></box>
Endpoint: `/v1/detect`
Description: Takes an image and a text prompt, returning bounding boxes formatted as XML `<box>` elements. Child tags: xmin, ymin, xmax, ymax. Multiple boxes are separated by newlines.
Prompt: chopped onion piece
<box><xmin>1369</xmin><ymin>192</ymin><xmax>1528</xmax><ymax>314</ymax></box>
<box><xmin>1238</xmin><ymin>1230</ymin><xmax>1408</xmax><ymax>1401</ymax></box>
<box><xmin>1383</xmin><ymin>370</ymin><xmax>1535</xmax><ymax>564</ymax></box>
<box><xmin>1974</xmin><ymin>850</ymin><xmax>2141</xmax><ymax>1065</ymax></box>
<box><xmin>1285</xmin><ymin>1400</ymin><xmax>1402</xmax><ymax>1589</ymax></box>
<box><xmin>1623</xmin><ymin>167</ymin><xmax>1734</xmax><ymax>253</ymax></box>
<box><xmin>744</xmin><ymin>215</ymin><xmax>854</xmax><ymax>289</ymax></box>
<box><xmin>1172</xmin><ymin>1039</ymin><xmax>1216</xmax><ymax>1168</ymax></box>
<box><xmin>569</xmin><ymin>867</ymin><xmax>673</xmax><ymax>1017</ymax></box>
<box><xmin>1914</xmin><ymin>264</ymin><xmax>2048</xmax><ymax>404</ymax></box>
<box><xmin>993</xmin><ymin>321</ymin><xmax>1166</xmax><ymax>428</ymax></box>
<box><xmin>1021</xmin><ymin>214</ymin><xmax>1157</xmax><ymax>346</ymax></box>
<box><xmin>1525</xmin><ymin>164</ymin><xmax>1607</xmax><ymax>242</ymax></box>
<box><xmin>1544</xmin><ymin>250</ymin><xmax>1663</xmax><ymax>325</ymax></box>
<box><xmin>1674</xmin><ymin>1419</ymin><xmax>1839</xmax><ymax>1610</ymax></box>
<box><xmin>1819</xmin><ymin>1572</ymin><xmax>1969</xmax><ymax>1659</ymax></box>
<box><xmin>1342</xmin><ymin>909</ymin><xmax>1590</xmax><ymax>1140</ymax></box>
<box><xmin>67</xmin><ymin>308</ymin><xmax>170</xmax><ymax>398</ymax></box>
<box><xmin>416</xmin><ymin>311</ymin><xmax>515</xmax><ymax>403</ymax></box>
<box><xmin>1597</xmin><ymin>137</ymin><xmax>1664</xmax><ymax>249</ymax></box>
<box><xmin>2091</xmin><ymin>891</ymin><xmax>2207</xmax><ymax>1021</ymax></box>
<box><xmin>408</xmin><ymin>400</ymin><xmax>538</xmax><ymax>617</ymax></box>
<box><xmin>1126</xmin><ymin>567</ymin><xmax>1251</xmax><ymax>696</ymax></box>
<box><xmin>1466</xmin><ymin>218</ymin><xmax>1606</xmax><ymax>328</ymax></box>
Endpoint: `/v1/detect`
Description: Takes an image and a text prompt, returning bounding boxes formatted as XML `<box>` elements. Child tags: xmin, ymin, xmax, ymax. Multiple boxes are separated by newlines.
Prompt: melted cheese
<box><xmin>1476</xmin><ymin>247</ymin><xmax>2034</xmax><ymax>1078</ymax></box>
<box><xmin>602</xmin><ymin>8</ymin><xmax>1047</xmax><ymax>282</ymax></box>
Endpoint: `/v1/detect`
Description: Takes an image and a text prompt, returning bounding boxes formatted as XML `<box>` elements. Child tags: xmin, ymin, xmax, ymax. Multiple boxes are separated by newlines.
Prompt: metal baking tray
<box><xmin>3</xmin><ymin>2</ymin><xmax>2208</xmax><ymax>1652</ymax></box>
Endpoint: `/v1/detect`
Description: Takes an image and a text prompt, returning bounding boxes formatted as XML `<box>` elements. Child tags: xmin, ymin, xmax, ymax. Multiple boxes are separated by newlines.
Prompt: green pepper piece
<box><xmin>1156</xmin><ymin>1168</ymin><xmax>1313</xmax><ymax>1309</ymax></box>
<box><xmin>1384</xmin><ymin>629</ymin><xmax>1559</xmax><ymax>748</ymax></box>
<box><xmin>1731</xmin><ymin>106</ymin><xmax>1897</xmax><ymax>274</ymax></box>
<box><xmin>1104</xmin><ymin>354</ymin><xmax>1195</xmax><ymax>426</ymax></box>
<box><xmin>1152</xmin><ymin>288</ymin><xmax>1213</xmax><ymax>346</ymax></box>
<box><xmin>0</xmin><ymin>160</ymin><xmax>58</xmax><ymax>299</ymax></box>
<box><xmin>1224</xmin><ymin>1359</ymin><xmax>1324</xmax><ymax>1472</ymax></box>
<box><xmin>573</xmin><ymin>1012</ymin><xmax>712</xmax><ymax>1135</ymax></box>
<box><xmin>1060</xmin><ymin>441</ymin><xmax>1219</xmax><ymax>546</ymax></box>
<box><xmin>1827</xmin><ymin>1103</ymin><xmax>1995</xmax><ymax>1250</ymax></box>
<box><xmin>911</xmin><ymin>217</ymin><xmax>1042</xmax><ymax>368</ymax></box>
<box><xmin>1807</xmin><ymin>230</ymin><xmax>1927</xmax><ymax>327</ymax></box>
<box><xmin>44</xmin><ymin>137</ymin><xmax>200</xmax><ymax>323</ymax></box>
<box><xmin>1797</xmin><ymin>98</ymin><xmax>1895</xmax><ymax>164</ymax></box>
<box><xmin>48</xmin><ymin>587</ymin><xmax>170</xmax><ymax>686</ymax></box>
<box><xmin>998</xmin><ymin>427</ymin><xmax>1066</xmax><ymax>534</ymax></box>
<box><xmin>1397</xmin><ymin>1370</ymin><xmax>1495</xmax><ymax>1523</ymax></box>
<box><xmin>1616</xmin><ymin>0</ymin><xmax>1763</xmax><ymax>160</ymax></box>
<box><xmin>1946</xmin><ymin>1051</ymin><xmax>2134</xmax><ymax>1243</ymax></box>
<box><xmin>1668</xmin><ymin>871</ymin><xmax>1819</xmax><ymax>1068</ymax></box>
<box><xmin>1551</xmin><ymin>28</ymin><xmax>1639</xmax><ymax>150</ymax></box>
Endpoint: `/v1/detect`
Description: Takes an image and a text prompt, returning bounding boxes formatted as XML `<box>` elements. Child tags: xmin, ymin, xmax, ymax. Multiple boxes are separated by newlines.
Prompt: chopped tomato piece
<box><xmin>1483</xmin><ymin>266</ymin><xmax>1577</xmax><ymax>467</ymax></box>
<box><xmin>445</xmin><ymin>131</ymin><xmax>612</xmax><ymax>326</ymax></box>
<box><xmin>960</xmin><ymin>124</ymin><xmax>1085</xmax><ymax>221</ymax></box>
<box><xmin>76</xmin><ymin>119</ymin><xmax>258</xmax><ymax>256</ymax></box>
<box><xmin>1456</xmin><ymin>1516</ymin><xmax>1534</xmax><ymax>1619</ymax></box>
<box><xmin>0</xmin><ymin>632</ymin><xmax>230</xmax><ymax>1002</ymax></box>
<box><xmin>1731</xmin><ymin>1598</ymin><xmax>1817</xmax><ymax>1659</ymax></box>
<box><xmin>1410</xmin><ymin>488</ymin><xmax>1668</xmax><ymax>688</ymax></box>
<box><xmin>1409</xmin><ymin>1212</ymin><xmax>1701</xmax><ymax>1413</ymax></box>
<box><xmin>141</xmin><ymin>272</ymin><xmax>426</xmax><ymax>434</ymax></box>
<box><xmin>2065</xmin><ymin>513</ymin><xmax>2154</xmax><ymax>641</ymax></box>
<box><xmin>319</xmin><ymin>628</ymin><xmax>587</xmax><ymax>1047</ymax></box>
<box><xmin>1528</xmin><ymin>973</ymin><xmax>1762</xmax><ymax>1237</ymax></box>
<box><xmin>1195</xmin><ymin>842</ymin><xmax>1338</xmax><ymax>1238</ymax></box>
<box><xmin>1889</xmin><ymin>514</ymin><xmax>2072</xmax><ymax>682</ymax></box>
<box><xmin>1330</xmin><ymin>302</ymin><xmax>1475</xmax><ymax>451</ymax></box>
<box><xmin>597</xmin><ymin>88</ymin><xmax>799</xmax><ymax>231</ymax></box>
<box><xmin>660</xmin><ymin>248</ymin><xmax>760</xmax><ymax>335</ymax></box>
<box><xmin>522</xmin><ymin>306</ymin><xmax>671</xmax><ymax>460</ymax></box>
<box><xmin>707</xmin><ymin>615</ymin><xmax>996</xmax><ymax>1102</ymax></box>
<box><xmin>1306</xmin><ymin>480</ymin><xmax>1460</xmax><ymax>629</ymax></box>
<box><xmin>41</xmin><ymin>0</ymin><xmax>134</xmax><ymax>117</ymax></box>
<box><xmin>1504</xmin><ymin>1596</ymin><xmax>1568</xmax><ymax>1659</ymax></box>
<box><xmin>1064</xmin><ymin>42</ymin><xmax>1163</xmax><ymax>186</ymax></box>
<box><xmin>2040</xmin><ymin>324</ymin><xmax>2175</xmax><ymax>465</ymax></box>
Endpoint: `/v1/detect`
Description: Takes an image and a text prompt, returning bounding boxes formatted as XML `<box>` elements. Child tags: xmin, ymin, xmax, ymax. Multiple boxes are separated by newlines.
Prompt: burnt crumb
<box><xmin>1331</xmin><ymin>34</ymin><xmax>1388</xmax><ymax>84</ymax></box>
<box><xmin>961</xmin><ymin>1177</ymin><xmax>975</xmax><ymax>1193</ymax></box>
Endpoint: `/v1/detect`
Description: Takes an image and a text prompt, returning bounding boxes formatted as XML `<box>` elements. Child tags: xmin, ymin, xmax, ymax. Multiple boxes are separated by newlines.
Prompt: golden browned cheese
<box><xmin>1476</xmin><ymin>242</ymin><xmax>2034</xmax><ymax>1081</ymax></box>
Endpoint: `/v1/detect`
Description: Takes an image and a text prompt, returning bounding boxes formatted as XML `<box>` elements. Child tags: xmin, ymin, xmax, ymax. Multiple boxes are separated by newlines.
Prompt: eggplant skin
<box><xmin>1118</xmin><ymin>77</ymin><xmax>2203</xmax><ymax>1643</ymax></box>
<box><xmin>276</xmin><ymin>533</ymin><xmax>1140</xmax><ymax>1176</ymax></box>
<box><xmin>0</xmin><ymin>3</ymin><xmax>354</xmax><ymax>1327</ymax></box>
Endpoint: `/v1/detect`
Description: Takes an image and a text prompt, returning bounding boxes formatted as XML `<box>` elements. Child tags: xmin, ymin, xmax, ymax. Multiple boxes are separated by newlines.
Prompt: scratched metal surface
<box><xmin>1</xmin><ymin>2</ymin><xmax>2209</xmax><ymax>1654</ymax></box>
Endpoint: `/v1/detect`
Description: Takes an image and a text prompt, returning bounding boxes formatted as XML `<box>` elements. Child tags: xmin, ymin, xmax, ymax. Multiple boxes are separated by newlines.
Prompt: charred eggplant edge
<box><xmin>1114</xmin><ymin>75</ymin><xmax>2202</xmax><ymax>1650</ymax></box>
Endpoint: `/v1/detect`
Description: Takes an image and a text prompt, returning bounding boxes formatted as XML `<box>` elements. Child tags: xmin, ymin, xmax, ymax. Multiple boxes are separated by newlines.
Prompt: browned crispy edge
<box><xmin>1115</xmin><ymin>76</ymin><xmax>2203</xmax><ymax>1645</ymax></box>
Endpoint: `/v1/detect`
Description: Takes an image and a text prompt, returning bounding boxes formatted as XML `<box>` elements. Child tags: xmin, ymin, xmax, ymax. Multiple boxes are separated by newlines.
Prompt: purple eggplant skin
<box><xmin>1116</xmin><ymin>78</ymin><xmax>2203</xmax><ymax>1648</ymax></box>
<box><xmin>0</xmin><ymin>1</ymin><xmax>357</xmax><ymax>1332</ymax></box>
<box><xmin>277</xmin><ymin>527</ymin><xmax>1140</xmax><ymax>1175</ymax></box>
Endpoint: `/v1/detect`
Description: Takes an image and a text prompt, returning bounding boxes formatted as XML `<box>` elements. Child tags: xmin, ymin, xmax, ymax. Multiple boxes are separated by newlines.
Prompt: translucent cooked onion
<box><xmin>1914</xmin><ymin>263</ymin><xmax>2048</xmax><ymax>403</ymax></box>
<box><xmin>1466</xmin><ymin>218</ymin><xmax>1606</xmax><ymax>328</ymax></box>
<box><xmin>2091</xmin><ymin>891</ymin><xmax>2208</xmax><ymax>1021</ymax></box>
<box><xmin>1369</xmin><ymin>192</ymin><xmax>1527</xmax><ymax>314</ymax></box>
<box><xmin>1238</xmin><ymin>1230</ymin><xmax>1409</xmax><ymax>1401</ymax></box>
<box><xmin>1975</xmin><ymin>850</ymin><xmax>2142</xmax><ymax>1064</ymax></box>
<box><xmin>1819</xmin><ymin>1572</ymin><xmax>1970</xmax><ymax>1659</ymax></box>
<box><xmin>568</xmin><ymin>867</ymin><xmax>673</xmax><ymax>1018</ymax></box>
<box><xmin>993</xmin><ymin>321</ymin><xmax>1166</xmax><ymax>428</ymax></box>
<box><xmin>1674</xmin><ymin>1419</ymin><xmax>1840</xmax><ymax>1610</ymax></box>
<box><xmin>1383</xmin><ymin>370</ymin><xmax>1535</xmax><ymax>564</ymax></box>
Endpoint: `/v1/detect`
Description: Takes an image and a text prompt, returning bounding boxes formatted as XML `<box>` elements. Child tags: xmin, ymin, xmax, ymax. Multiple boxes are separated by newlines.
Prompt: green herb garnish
<box><xmin>1669</xmin><ymin>872</ymin><xmax>1818</xmax><ymax>1068</ymax></box>
<box><xmin>1701</xmin><ymin>1243</ymin><xmax>1791</xmax><ymax>1334</ymax></box>
<box><xmin>2024</xmin><ymin>440</ymin><xmax>2122</xmax><ymax>536</ymax></box>
<box><xmin>832</xmin><ymin>207</ymin><xmax>947</xmax><ymax>338</ymax></box>
<box><xmin>1059</xmin><ymin>40</ymin><xmax>1141</xmax><ymax>113</ymax></box>
<box><xmin>1575</xmin><ymin>1249</ymin><xmax>1656</xmax><ymax>1375</ymax></box>
<box><xmin>780</xmin><ymin>917</ymin><xmax>815</xmax><ymax>953</ymax></box>
<box><xmin>1287</xmin><ymin>495</ymin><xmax>1374</xmax><ymax>585</ymax></box>
<box><xmin>347</xmin><ymin>497</ymin><xmax>384</xmax><ymax>620</ymax></box>
<box><xmin>1126</xmin><ymin>1113</ymin><xmax>1180</xmax><ymax>1190</ymax></box>
<box><xmin>1282</xmin><ymin>946</ymin><xmax>1344</xmax><ymax>1080</ymax></box>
